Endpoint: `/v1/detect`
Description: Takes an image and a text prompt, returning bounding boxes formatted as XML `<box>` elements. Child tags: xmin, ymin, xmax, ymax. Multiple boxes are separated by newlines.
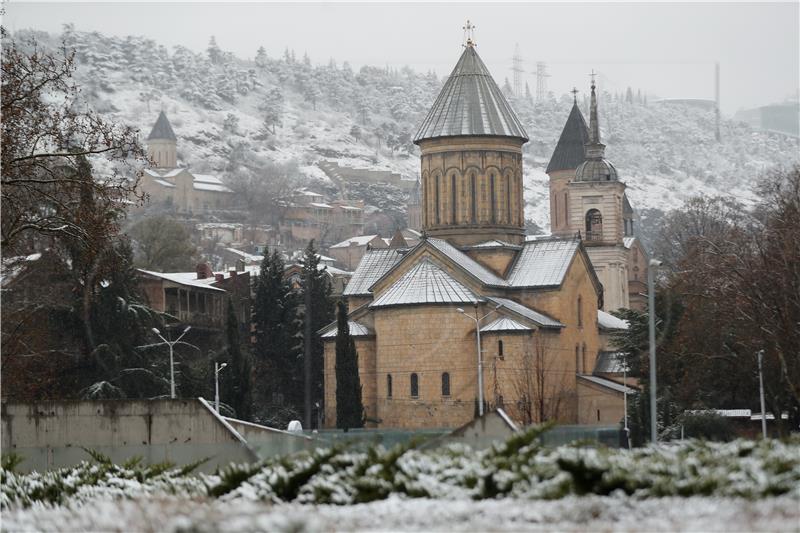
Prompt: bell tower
<box><xmin>414</xmin><ymin>22</ymin><xmax>528</xmax><ymax>246</ymax></box>
<box><xmin>147</xmin><ymin>111</ymin><xmax>178</xmax><ymax>169</ymax></box>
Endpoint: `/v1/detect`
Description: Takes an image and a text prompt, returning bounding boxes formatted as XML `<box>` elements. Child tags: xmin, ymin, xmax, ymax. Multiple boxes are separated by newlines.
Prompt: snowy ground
<box><xmin>4</xmin><ymin>496</ymin><xmax>799</xmax><ymax>532</ymax></box>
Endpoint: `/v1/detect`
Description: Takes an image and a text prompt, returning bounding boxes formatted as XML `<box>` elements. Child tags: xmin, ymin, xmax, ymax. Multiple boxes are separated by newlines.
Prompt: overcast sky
<box><xmin>5</xmin><ymin>1</ymin><xmax>798</xmax><ymax>114</ymax></box>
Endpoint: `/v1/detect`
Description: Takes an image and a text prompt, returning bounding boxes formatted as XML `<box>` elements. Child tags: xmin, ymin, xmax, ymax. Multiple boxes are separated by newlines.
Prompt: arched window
<box><xmin>451</xmin><ymin>173</ymin><xmax>457</xmax><ymax>224</ymax></box>
<box><xmin>575</xmin><ymin>345</ymin><xmax>580</xmax><ymax>374</ymax></box>
<box><xmin>563</xmin><ymin>192</ymin><xmax>569</xmax><ymax>226</ymax></box>
<box><xmin>410</xmin><ymin>373</ymin><xmax>419</xmax><ymax>398</ymax></box>
<box><xmin>577</xmin><ymin>296</ymin><xmax>583</xmax><ymax>327</ymax></box>
<box><xmin>489</xmin><ymin>173</ymin><xmax>497</xmax><ymax>223</ymax></box>
<box><xmin>498</xmin><ymin>339</ymin><xmax>504</xmax><ymax>358</ymax></box>
<box><xmin>434</xmin><ymin>175</ymin><xmax>441</xmax><ymax>225</ymax></box>
<box><xmin>387</xmin><ymin>374</ymin><xmax>393</xmax><ymax>398</ymax></box>
<box><xmin>585</xmin><ymin>209</ymin><xmax>603</xmax><ymax>241</ymax></box>
<box><xmin>582</xmin><ymin>344</ymin><xmax>587</xmax><ymax>373</ymax></box>
<box><xmin>504</xmin><ymin>174</ymin><xmax>511</xmax><ymax>224</ymax></box>
<box><xmin>441</xmin><ymin>372</ymin><xmax>450</xmax><ymax>396</ymax></box>
<box><xmin>470</xmin><ymin>173</ymin><xmax>477</xmax><ymax>223</ymax></box>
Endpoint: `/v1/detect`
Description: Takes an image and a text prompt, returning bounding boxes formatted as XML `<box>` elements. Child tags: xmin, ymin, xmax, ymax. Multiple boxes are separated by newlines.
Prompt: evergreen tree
<box><xmin>224</xmin><ymin>298</ymin><xmax>252</xmax><ymax>420</ymax></box>
<box><xmin>261</xmin><ymin>88</ymin><xmax>284</xmax><ymax>134</ymax></box>
<box><xmin>300</xmin><ymin>240</ymin><xmax>335</xmax><ymax>427</ymax></box>
<box><xmin>207</xmin><ymin>36</ymin><xmax>222</xmax><ymax>65</ymax></box>
<box><xmin>334</xmin><ymin>300</ymin><xmax>364</xmax><ymax>429</ymax></box>
<box><xmin>255</xmin><ymin>46</ymin><xmax>268</xmax><ymax>69</ymax></box>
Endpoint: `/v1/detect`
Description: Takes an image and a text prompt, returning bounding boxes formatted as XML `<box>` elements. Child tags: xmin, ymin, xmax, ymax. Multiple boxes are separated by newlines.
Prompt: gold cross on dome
<box><xmin>589</xmin><ymin>69</ymin><xmax>597</xmax><ymax>87</ymax></box>
<box><xmin>571</xmin><ymin>87</ymin><xmax>579</xmax><ymax>103</ymax></box>
<box><xmin>463</xmin><ymin>20</ymin><xmax>476</xmax><ymax>47</ymax></box>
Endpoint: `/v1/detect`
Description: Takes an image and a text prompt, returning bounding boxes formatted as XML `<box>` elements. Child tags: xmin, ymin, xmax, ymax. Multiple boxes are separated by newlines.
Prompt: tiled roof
<box><xmin>370</xmin><ymin>258</ymin><xmax>482</xmax><ymax>308</ymax></box>
<box><xmin>546</xmin><ymin>103</ymin><xmax>589</xmax><ymax>173</ymax></box>
<box><xmin>593</xmin><ymin>351</ymin><xmax>629</xmax><ymax>374</ymax></box>
<box><xmin>414</xmin><ymin>46</ymin><xmax>528</xmax><ymax>143</ymax></box>
<box><xmin>506</xmin><ymin>238</ymin><xmax>579</xmax><ymax>288</ymax></box>
<box><xmin>147</xmin><ymin>111</ymin><xmax>177</xmax><ymax>141</ymax></box>
<box><xmin>427</xmin><ymin>238</ymin><xmax>507</xmax><ymax>287</ymax></box>
<box><xmin>482</xmin><ymin>317</ymin><xmax>532</xmax><ymax>333</ymax></box>
<box><xmin>578</xmin><ymin>374</ymin><xmax>636</xmax><ymax>394</ymax></box>
<box><xmin>598</xmin><ymin>310</ymin><xmax>629</xmax><ymax>331</ymax></box>
<box><xmin>320</xmin><ymin>321</ymin><xmax>373</xmax><ymax>339</ymax></box>
<box><xmin>463</xmin><ymin>239</ymin><xmax>522</xmax><ymax>250</ymax></box>
<box><xmin>342</xmin><ymin>249</ymin><xmax>403</xmax><ymax>296</ymax></box>
<box><xmin>486</xmin><ymin>296</ymin><xmax>564</xmax><ymax>329</ymax></box>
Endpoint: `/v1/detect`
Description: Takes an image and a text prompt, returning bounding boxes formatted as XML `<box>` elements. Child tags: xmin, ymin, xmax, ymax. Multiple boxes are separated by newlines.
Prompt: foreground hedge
<box><xmin>2</xmin><ymin>430</ymin><xmax>799</xmax><ymax>509</ymax></box>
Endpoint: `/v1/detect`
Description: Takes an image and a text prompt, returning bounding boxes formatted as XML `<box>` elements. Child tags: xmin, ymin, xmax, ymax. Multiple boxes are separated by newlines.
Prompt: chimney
<box><xmin>229</xmin><ymin>269</ymin><xmax>237</xmax><ymax>278</ymax></box>
<box><xmin>214</xmin><ymin>273</ymin><xmax>224</xmax><ymax>283</ymax></box>
<box><xmin>196</xmin><ymin>263</ymin><xmax>212</xmax><ymax>280</ymax></box>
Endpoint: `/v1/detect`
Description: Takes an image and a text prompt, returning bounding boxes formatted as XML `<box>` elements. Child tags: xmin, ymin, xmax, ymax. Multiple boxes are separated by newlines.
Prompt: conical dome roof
<box><xmin>414</xmin><ymin>46</ymin><xmax>528</xmax><ymax>143</ymax></box>
<box><xmin>546</xmin><ymin>102</ymin><xmax>590</xmax><ymax>173</ymax></box>
<box><xmin>147</xmin><ymin>111</ymin><xmax>177</xmax><ymax>141</ymax></box>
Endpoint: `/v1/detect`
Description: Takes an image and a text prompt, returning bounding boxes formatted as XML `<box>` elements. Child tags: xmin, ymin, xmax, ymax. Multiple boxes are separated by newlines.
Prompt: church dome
<box><xmin>414</xmin><ymin>45</ymin><xmax>528</xmax><ymax>143</ymax></box>
<box><xmin>576</xmin><ymin>157</ymin><xmax>618</xmax><ymax>181</ymax></box>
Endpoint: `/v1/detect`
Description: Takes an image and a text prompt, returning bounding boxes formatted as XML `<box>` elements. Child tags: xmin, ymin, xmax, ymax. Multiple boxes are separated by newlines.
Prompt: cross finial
<box><xmin>571</xmin><ymin>87</ymin><xmax>579</xmax><ymax>104</ymax></box>
<box><xmin>463</xmin><ymin>20</ymin><xmax>476</xmax><ymax>48</ymax></box>
<box><xmin>589</xmin><ymin>69</ymin><xmax>597</xmax><ymax>88</ymax></box>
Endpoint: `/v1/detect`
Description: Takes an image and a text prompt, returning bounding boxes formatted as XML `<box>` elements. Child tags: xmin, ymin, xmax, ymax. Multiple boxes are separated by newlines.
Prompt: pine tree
<box><xmin>300</xmin><ymin>240</ymin><xmax>335</xmax><ymax>427</ymax></box>
<box><xmin>334</xmin><ymin>300</ymin><xmax>364</xmax><ymax>429</ymax></box>
<box><xmin>255</xmin><ymin>46</ymin><xmax>268</xmax><ymax>69</ymax></box>
<box><xmin>207</xmin><ymin>36</ymin><xmax>222</xmax><ymax>65</ymax></box>
<box><xmin>261</xmin><ymin>88</ymin><xmax>284</xmax><ymax>134</ymax></box>
<box><xmin>224</xmin><ymin>298</ymin><xmax>252</xmax><ymax>420</ymax></box>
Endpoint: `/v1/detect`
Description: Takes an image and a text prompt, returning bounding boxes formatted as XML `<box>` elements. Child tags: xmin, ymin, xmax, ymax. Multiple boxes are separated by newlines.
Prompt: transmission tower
<box><xmin>535</xmin><ymin>62</ymin><xmax>550</xmax><ymax>102</ymax></box>
<box><xmin>512</xmin><ymin>43</ymin><xmax>524</xmax><ymax>97</ymax></box>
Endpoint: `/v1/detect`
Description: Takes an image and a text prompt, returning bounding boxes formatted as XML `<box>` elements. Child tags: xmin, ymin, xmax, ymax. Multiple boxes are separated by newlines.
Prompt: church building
<box><xmin>321</xmin><ymin>33</ymin><xmax>632</xmax><ymax>429</ymax></box>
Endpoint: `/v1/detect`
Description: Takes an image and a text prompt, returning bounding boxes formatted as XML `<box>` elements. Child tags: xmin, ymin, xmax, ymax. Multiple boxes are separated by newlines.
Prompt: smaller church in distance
<box><xmin>322</xmin><ymin>28</ymin><xmax>647</xmax><ymax>430</ymax></box>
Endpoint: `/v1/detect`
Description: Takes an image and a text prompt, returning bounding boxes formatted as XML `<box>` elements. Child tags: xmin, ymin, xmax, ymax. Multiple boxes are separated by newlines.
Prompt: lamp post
<box><xmin>152</xmin><ymin>326</ymin><xmax>191</xmax><ymax>399</ymax></box>
<box><xmin>457</xmin><ymin>303</ymin><xmax>502</xmax><ymax>417</ymax></box>
<box><xmin>215</xmin><ymin>362</ymin><xmax>228</xmax><ymax>413</ymax></box>
<box><xmin>647</xmin><ymin>259</ymin><xmax>662</xmax><ymax>444</ymax></box>
<box><xmin>757</xmin><ymin>349</ymin><xmax>767</xmax><ymax>439</ymax></box>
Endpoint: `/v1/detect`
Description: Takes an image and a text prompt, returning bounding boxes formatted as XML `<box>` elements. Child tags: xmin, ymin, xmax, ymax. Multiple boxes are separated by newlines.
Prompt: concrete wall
<box><xmin>1</xmin><ymin>398</ymin><xmax>257</xmax><ymax>473</ymax></box>
<box><xmin>223</xmin><ymin>418</ymin><xmax>316</xmax><ymax>458</ymax></box>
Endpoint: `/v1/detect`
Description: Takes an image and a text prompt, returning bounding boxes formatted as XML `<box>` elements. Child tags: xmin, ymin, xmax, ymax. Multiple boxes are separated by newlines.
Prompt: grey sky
<box><xmin>5</xmin><ymin>1</ymin><xmax>798</xmax><ymax>114</ymax></box>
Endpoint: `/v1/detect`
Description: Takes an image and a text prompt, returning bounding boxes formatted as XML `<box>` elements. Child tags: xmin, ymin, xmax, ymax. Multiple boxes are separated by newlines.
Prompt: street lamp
<box><xmin>457</xmin><ymin>303</ymin><xmax>502</xmax><ymax>417</ymax></box>
<box><xmin>215</xmin><ymin>362</ymin><xmax>228</xmax><ymax>413</ymax></box>
<box><xmin>647</xmin><ymin>259</ymin><xmax>662</xmax><ymax>444</ymax></box>
<box><xmin>152</xmin><ymin>326</ymin><xmax>191</xmax><ymax>399</ymax></box>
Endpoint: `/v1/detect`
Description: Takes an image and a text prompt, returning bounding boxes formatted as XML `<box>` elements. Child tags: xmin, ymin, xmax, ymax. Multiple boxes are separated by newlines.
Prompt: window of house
<box><xmin>497</xmin><ymin>395</ymin><xmax>504</xmax><ymax>408</ymax></box>
<box><xmin>577</xmin><ymin>296</ymin><xmax>583</xmax><ymax>327</ymax></box>
<box><xmin>441</xmin><ymin>372</ymin><xmax>450</xmax><ymax>396</ymax></box>
<box><xmin>410</xmin><ymin>373</ymin><xmax>419</xmax><ymax>398</ymax></box>
<box><xmin>597</xmin><ymin>409</ymin><xmax>601</xmax><ymax>422</ymax></box>
<box><xmin>582</xmin><ymin>343</ymin><xmax>587</xmax><ymax>373</ymax></box>
<box><xmin>575</xmin><ymin>345</ymin><xmax>580</xmax><ymax>374</ymax></box>
<box><xmin>498</xmin><ymin>339</ymin><xmax>504</xmax><ymax>358</ymax></box>
<box><xmin>387</xmin><ymin>374</ymin><xmax>393</xmax><ymax>398</ymax></box>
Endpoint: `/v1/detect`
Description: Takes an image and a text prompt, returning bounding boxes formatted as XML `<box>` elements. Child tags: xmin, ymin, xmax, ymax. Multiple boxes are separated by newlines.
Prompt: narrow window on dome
<box><xmin>410</xmin><ymin>373</ymin><xmax>419</xmax><ymax>398</ymax></box>
<box><xmin>490</xmin><ymin>173</ymin><xmax>496</xmax><ymax>223</ymax></box>
<box><xmin>441</xmin><ymin>372</ymin><xmax>450</xmax><ymax>397</ymax></box>
<box><xmin>451</xmin><ymin>173</ymin><xmax>457</xmax><ymax>224</ymax></box>
<box><xmin>470</xmin><ymin>173</ymin><xmax>477</xmax><ymax>223</ymax></box>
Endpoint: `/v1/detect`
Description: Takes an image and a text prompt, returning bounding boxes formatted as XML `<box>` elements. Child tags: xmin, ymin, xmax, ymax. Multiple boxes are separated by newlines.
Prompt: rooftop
<box><xmin>598</xmin><ymin>310</ymin><xmax>629</xmax><ymax>331</ymax></box>
<box><xmin>482</xmin><ymin>317</ymin><xmax>532</xmax><ymax>333</ymax></box>
<box><xmin>414</xmin><ymin>46</ymin><xmax>528</xmax><ymax>143</ymax></box>
<box><xmin>370</xmin><ymin>258</ymin><xmax>481</xmax><ymax>308</ymax></box>
<box><xmin>342</xmin><ymin>248</ymin><xmax>404</xmax><ymax>296</ymax></box>
<box><xmin>546</xmin><ymin>102</ymin><xmax>590</xmax><ymax>174</ymax></box>
<box><xmin>506</xmin><ymin>238</ymin><xmax>580</xmax><ymax>288</ymax></box>
<box><xmin>147</xmin><ymin>111</ymin><xmax>177</xmax><ymax>141</ymax></box>
<box><xmin>486</xmin><ymin>296</ymin><xmax>564</xmax><ymax>329</ymax></box>
<box><xmin>320</xmin><ymin>321</ymin><xmax>373</xmax><ymax>339</ymax></box>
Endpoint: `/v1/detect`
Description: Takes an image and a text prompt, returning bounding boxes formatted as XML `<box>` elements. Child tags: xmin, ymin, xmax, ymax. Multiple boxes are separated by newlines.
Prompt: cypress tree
<box><xmin>224</xmin><ymin>298</ymin><xmax>252</xmax><ymax>420</ymax></box>
<box><xmin>335</xmin><ymin>300</ymin><xmax>364</xmax><ymax>429</ymax></box>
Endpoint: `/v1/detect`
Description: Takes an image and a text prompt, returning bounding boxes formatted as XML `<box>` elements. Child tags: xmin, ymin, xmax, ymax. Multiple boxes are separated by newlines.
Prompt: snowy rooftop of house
<box><xmin>482</xmin><ymin>317</ymin><xmax>531</xmax><ymax>333</ymax></box>
<box><xmin>593</xmin><ymin>351</ymin><xmax>629</xmax><ymax>374</ymax></box>
<box><xmin>506</xmin><ymin>238</ymin><xmax>579</xmax><ymax>288</ymax></box>
<box><xmin>546</xmin><ymin>102</ymin><xmax>590</xmax><ymax>174</ymax></box>
<box><xmin>320</xmin><ymin>321</ymin><xmax>373</xmax><ymax>339</ymax></box>
<box><xmin>486</xmin><ymin>296</ymin><xmax>564</xmax><ymax>329</ymax></box>
<box><xmin>137</xmin><ymin>269</ymin><xmax>227</xmax><ymax>292</ymax></box>
<box><xmin>225</xmin><ymin>248</ymin><xmax>263</xmax><ymax>263</ymax></box>
<box><xmin>310</xmin><ymin>202</ymin><xmax>333</xmax><ymax>209</ymax></box>
<box><xmin>198</xmin><ymin>223</ymin><xmax>243</xmax><ymax>230</ymax></box>
<box><xmin>370</xmin><ymin>258</ymin><xmax>481</xmax><ymax>309</ymax></box>
<box><xmin>1</xmin><ymin>252</ymin><xmax>43</xmax><ymax>288</ymax></box>
<box><xmin>578</xmin><ymin>374</ymin><xmax>636</xmax><ymax>394</ymax></box>
<box><xmin>414</xmin><ymin>46</ymin><xmax>528</xmax><ymax>143</ymax></box>
<box><xmin>598</xmin><ymin>310</ymin><xmax>629</xmax><ymax>331</ymax></box>
<box><xmin>147</xmin><ymin>111</ymin><xmax>177</xmax><ymax>141</ymax></box>
<box><xmin>330</xmin><ymin>235</ymin><xmax>381</xmax><ymax>249</ymax></box>
<box><xmin>153</xmin><ymin>179</ymin><xmax>175</xmax><ymax>188</ymax></box>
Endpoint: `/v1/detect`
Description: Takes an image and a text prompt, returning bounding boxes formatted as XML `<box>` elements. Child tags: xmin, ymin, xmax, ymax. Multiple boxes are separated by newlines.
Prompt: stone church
<box><xmin>322</xmin><ymin>37</ymin><xmax>639</xmax><ymax>429</ymax></box>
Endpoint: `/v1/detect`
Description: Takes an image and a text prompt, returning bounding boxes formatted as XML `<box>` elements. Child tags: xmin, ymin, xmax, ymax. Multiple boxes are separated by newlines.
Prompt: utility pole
<box><xmin>215</xmin><ymin>362</ymin><xmax>227</xmax><ymax>413</ymax></box>
<box><xmin>757</xmin><ymin>349</ymin><xmax>767</xmax><ymax>439</ymax></box>
<box><xmin>512</xmin><ymin>43</ymin><xmax>524</xmax><ymax>97</ymax></box>
<box><xmin>648</xmin><ymin>259</ymin><xmax>662</xmax><ymax>444</ymax></box>
<box><xmin>152</xmin><ymin>326</ymin><xmax>192</xmax><ymax>399</ymax></box>
<box><xmin>303</xmin><ymin>270</ymin><xmax>312</xmax><ymax>429</ymax></box>
<box><xmin>457</xmin><ymin>303</ymin><xmax>502</xmax><ymax>417</ymax></box>
<box><xmin>536</xmin><ymin>61</ymin><xmax>550</xmax><ymax>102</ymax></box>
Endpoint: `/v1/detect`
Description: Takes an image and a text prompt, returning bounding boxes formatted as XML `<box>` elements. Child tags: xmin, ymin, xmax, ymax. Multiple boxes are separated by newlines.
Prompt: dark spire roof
<box><xmin>576</xmin><ymin>79</ymin><xmax>618</xmax><ymax>182</ymax></box>
<box><xmin>147</xmin><ymin>111</ymin><xmax>177</xmax><ymax>141</ymax></box>
<box><xmin>414</xmin><ymin>45</ymin><xmax>528</xmax><ymax>143</ymax></box>
<box><xmin>546</xmin><ymin>102</ymin><xmax>590</xmax><ymax>173</ymax></box>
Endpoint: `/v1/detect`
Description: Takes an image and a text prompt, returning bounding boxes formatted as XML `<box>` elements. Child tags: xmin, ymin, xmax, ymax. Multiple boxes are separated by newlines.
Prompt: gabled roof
<box><xmin>427</xmin><ymin>238</ymin><xmax>507</xmax><ymax>287</ymax></box>
<box><xmin>622</xmin><ymin>193</ymin><xmax>634</xmax><ymax>215</ymax></box>
<box><xmin>147</xmin><ymin>111</ymin><xmax>177</xmax><ymax>141</ymax></box>
<box><xmin>320</xmin><ymin>321</ymin><xmax>373</xmax><ymax>339</ymax></box>
<box><xmin>506</xmin><ymin>238</ymin><xmax>580</xmax><ymax>288</ymax></box>
<box><xmin>578</xmin><ymin>374</ymin><xmax>636</xmax><ymax>394</ymax></box>
<box><xmin>482</xmin><ymin>317</ymin><xmax>532</xmax><ymax>333</ymax></box>
<box><xmin>414</xmin><ymin>46</ymin><xmax>528</xmax><ymax>143</ymax></box>
<box><xmin>462</xmin><ymin>239</ymin><xmax>522</xmax><ymax>251</ymax></box>
<box><xmin>486</xmin><ymin>296</ymin><xmax>564</xmax><ymax>329</ymax></box>
<box><xmin>330</xmin><ymin>235</ymin><xmax>381</xmax><ymax>249</ymax></box>
<box><xmin>342</xmin><ymin>248</ymin><xmax>404</xmax><ymax>296</ymax></box>
<box><xmin>598</xmin><ymin>310</ymin><xmax>629</xmax><ymax>331</ymax></box>
<box><xmin>137</xmin><ymin>269</ymin><xmax>226</xmax><ymax>292</ymax></box>
<box><xmin>370</xmin><ymin>258</ymin><xmax>481</xmax><ymax>308</ymax></box>
<box><xmin>546</xmin><ymin>103</ymin><xmax>589</xmax><ymax>173</ymax></box>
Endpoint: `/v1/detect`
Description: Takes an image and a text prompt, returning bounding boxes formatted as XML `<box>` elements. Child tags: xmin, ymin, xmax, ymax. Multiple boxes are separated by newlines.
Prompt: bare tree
<box><xmin>509</xmin><ymin>332</ymin><xmax>566</xmax><ymax>425</ymax></box>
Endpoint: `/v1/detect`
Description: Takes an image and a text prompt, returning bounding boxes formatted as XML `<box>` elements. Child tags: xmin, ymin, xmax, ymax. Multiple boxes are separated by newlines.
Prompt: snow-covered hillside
<box><xmin>15</xmin><ymin>27</ymin><xmax>799</xmax><ymax>238</ymax></box>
